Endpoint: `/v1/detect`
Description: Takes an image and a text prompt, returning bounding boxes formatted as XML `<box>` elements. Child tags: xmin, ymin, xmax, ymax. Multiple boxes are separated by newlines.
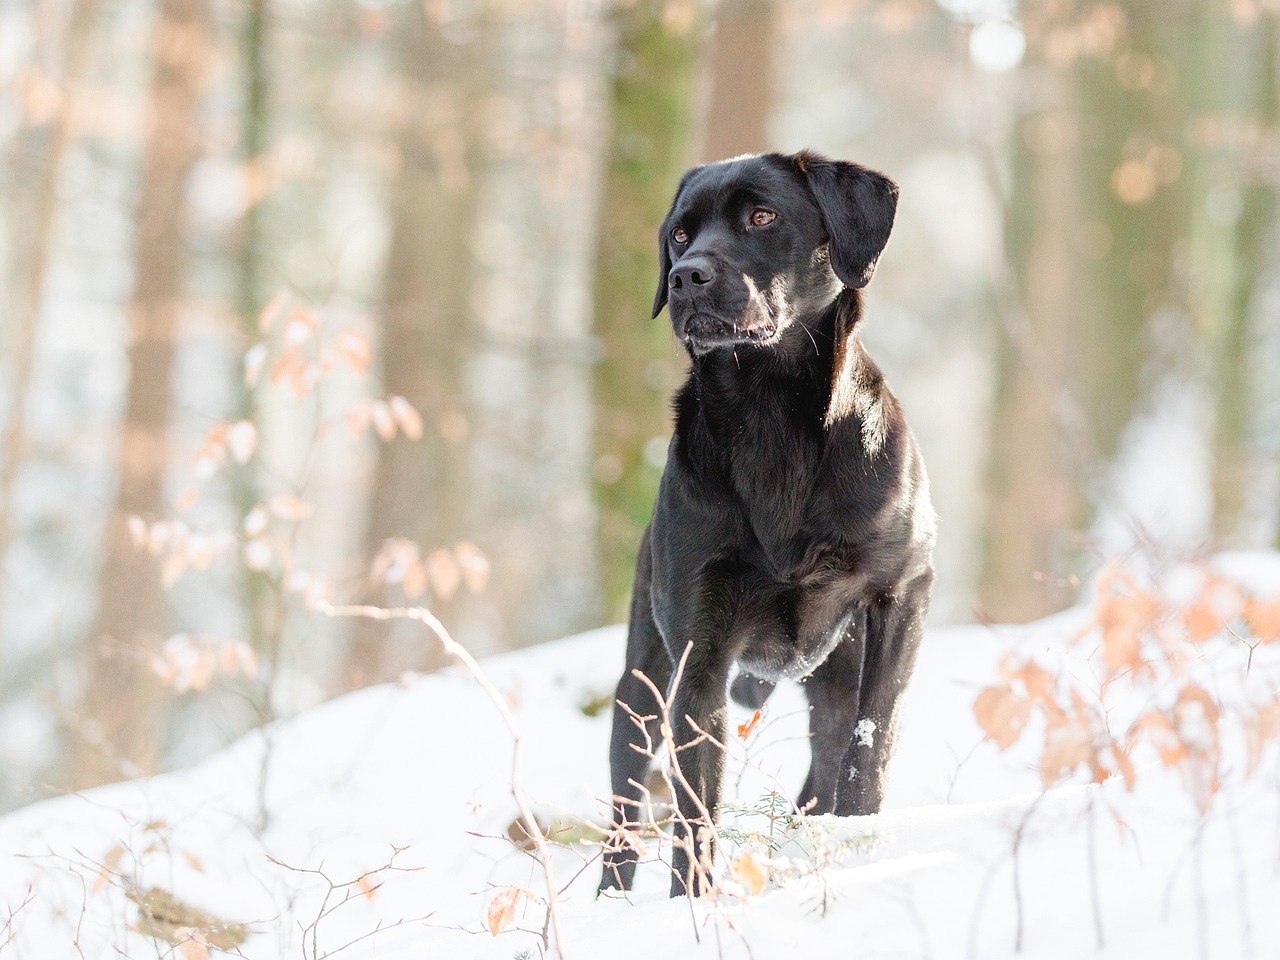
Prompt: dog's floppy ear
<box><xmin>652</xmin><ymin>218</ymin><xmax>674</xmax><ymax>319</ymax></box>
<box><xmin>798</xmin><ymin>152</ymin><xmax>898</xmax><ymax>289</ymax></box>
<box><xmin>652</xmin><ymin>167</ymin><xmax>700</xmax><ymax>319</ymax></box>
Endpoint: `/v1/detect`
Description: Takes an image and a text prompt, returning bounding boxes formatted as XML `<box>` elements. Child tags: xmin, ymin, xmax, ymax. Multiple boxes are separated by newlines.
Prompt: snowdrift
<box><xmin>4</xmin><ymin>570</ymin><xmax>1280</xmax><ymax>959</ymax></box>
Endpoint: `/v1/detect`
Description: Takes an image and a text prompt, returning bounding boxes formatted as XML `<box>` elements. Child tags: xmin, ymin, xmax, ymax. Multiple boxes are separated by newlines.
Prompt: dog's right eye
<box><xmin>672</xmin><ymin>226</ymin><xmax>688</xmax><ymax>244</ymax></box>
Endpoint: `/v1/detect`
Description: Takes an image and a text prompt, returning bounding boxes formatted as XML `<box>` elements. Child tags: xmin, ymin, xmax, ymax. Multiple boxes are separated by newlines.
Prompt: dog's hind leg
<box><xmin>599</xmin><ymin>537</ymin><xmax>673</xmax><ymax>894</ymax></box>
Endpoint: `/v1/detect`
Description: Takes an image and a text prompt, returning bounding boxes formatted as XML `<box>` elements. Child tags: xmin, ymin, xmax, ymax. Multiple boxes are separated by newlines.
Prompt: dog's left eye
<box><xmin>750</xmin><ymin>209</ymin><xmax>777</xmax><ymax>227</ymax></box>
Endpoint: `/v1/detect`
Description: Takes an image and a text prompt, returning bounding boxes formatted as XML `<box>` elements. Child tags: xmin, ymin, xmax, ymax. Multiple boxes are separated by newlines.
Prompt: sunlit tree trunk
<box><xmin>980</xmin><ymin>63</ymin><xmax>1084</xmax><ymax>622</ymax></box>
<box><xmin>592</xmin><ymin>0</ymin><xmax>703</xmax><ymax>622</ymax></box>
<box><xmin>345</xmin><ymin>2</ymin><xmax>485</xmax><ymax>686</ymax></box>
<box><xmin>699</xmin><ymin>0</ymin><xmax>776</xmax><ymax>162</ymax></box>
<box><xmin>982</xmin><ymin>2</ymin><xmax>1194</xmax><ymax>620</ymax></box>
<box><xmin>1199</xmin><ymin>14</ymin><xmax>1278</xmax><ymax>543</ymax></box>
<box><xmin>0</xmin><ymin>0</ymin><xmax>100</xmax><ymax>664</ymax></box>
<box><xmin>70</xmin><ymin>0</ymin><xmax>208</xmax><ymax>788</ymax></box>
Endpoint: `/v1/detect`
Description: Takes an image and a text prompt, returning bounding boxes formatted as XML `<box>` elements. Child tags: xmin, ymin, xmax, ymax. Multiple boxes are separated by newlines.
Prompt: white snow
<box><xmin>3</xmin><ymin>581</ymin><xmax>1280</xmax><ymax>959</ymax></box>
<box><xmin>854</xmin><ymin>717</ymin><xmax>876</xmax><ymax>747</ymax></box>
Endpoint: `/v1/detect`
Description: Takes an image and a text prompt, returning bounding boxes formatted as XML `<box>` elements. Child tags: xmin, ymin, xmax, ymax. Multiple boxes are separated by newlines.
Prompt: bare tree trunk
<box><xmin>592</xmin><ymin>0</ymin><xmax>704</xmax><ymax>622</ymax></box>
<box><xmin>699</xmin><ymin>0</ymin><xmax>777</xmax><ymax>162</ymax></box>
<box><xmin>1203</xmin><ymin>15</ymin><xmax>1277</xmax><ymax>543</ymax></box>
<box><xmin>345</xmin><ymin>1</ymin><xmax>485</xmax><ymax>686</ymax></box>
<box><xmin>980</xmin><ymin>71</ymin><xmax>1084</xmax><ymax>622</ymax></box>
<box><xmin>235</xmin><ymin>0</ymin><xmax>272</xmax><ymax>653</ymax></box>
<box><xmin>458</xmin><ymin>0</ymin><xmax>607</xmax><ymax>655</ymax></box>
<box><xmin>0</xmin><ymin>0</ymin><xmax>100</xmax><ymax>665</ymax></box>
<box><xmin>70</xmin><ymin>0</ymin><xmax>208</xmax><ymax>788</ymax></box>
<box><xmin>981</xmin><ymin>1</ymin><xmax>1191</xmax><ymax>620</ymax></box>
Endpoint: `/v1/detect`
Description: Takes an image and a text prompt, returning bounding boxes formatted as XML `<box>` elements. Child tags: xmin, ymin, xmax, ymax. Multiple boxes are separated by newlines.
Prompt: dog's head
<box><xmin>653</xmin><ymin>151</ymin><xmax>898</xmax><ymax>355</ymax></box>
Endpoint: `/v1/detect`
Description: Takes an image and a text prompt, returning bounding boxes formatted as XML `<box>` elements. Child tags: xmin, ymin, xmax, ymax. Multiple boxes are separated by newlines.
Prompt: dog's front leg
<box><xmin>665</xmin><ymin>650</ymin><xmax>730</xmax><ymax>898</ymax></box>
<box><xmin>837</xmin><ymin>569</ymin><xmax>934</xmax><ymax>816</ymax></box>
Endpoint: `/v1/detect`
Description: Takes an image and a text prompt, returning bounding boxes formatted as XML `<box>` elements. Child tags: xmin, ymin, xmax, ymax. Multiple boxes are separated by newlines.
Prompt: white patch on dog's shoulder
<box><xmin>855</xmin><ymin>718</ymin><xmax>877</xmax><ymax>747</ymax></box>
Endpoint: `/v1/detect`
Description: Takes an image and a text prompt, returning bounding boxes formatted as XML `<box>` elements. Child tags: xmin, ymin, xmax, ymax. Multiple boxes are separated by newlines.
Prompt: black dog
<box><xmin>598</xmin><ymin>151</ymin><xmax>936</xmax><ymax>898</ymax></box>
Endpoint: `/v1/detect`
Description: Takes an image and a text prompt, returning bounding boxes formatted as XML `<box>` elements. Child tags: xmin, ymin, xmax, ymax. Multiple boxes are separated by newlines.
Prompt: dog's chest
<box><xmin>709</xmin><ymin>379</ymin><xmax>833</xmax><ymax>577</ymax></box>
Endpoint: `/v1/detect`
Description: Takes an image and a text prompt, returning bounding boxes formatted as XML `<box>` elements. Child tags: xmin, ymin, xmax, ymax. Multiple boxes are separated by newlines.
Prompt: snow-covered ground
<box><xmin>4</xmin><ymin>561</ymin><xmax>1280</xmax><ymax>959</ymax></box>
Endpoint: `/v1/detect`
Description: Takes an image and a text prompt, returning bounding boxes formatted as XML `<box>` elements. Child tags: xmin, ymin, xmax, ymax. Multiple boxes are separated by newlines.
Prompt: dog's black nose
<box><xmin>669</xmin><ymin>257</ymin><xmax>716</xmax><ymax>292</ymax></box>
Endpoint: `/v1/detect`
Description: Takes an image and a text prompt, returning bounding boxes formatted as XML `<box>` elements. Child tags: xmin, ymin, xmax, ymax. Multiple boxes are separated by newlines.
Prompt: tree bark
<box><xmin>592</xmin><ymin>0</ymin><xmax>704</xmax><ymax>622</ymax></box>
<box><xmin>345</xmin><ymin>1</ymin><xmax>485</xmax><ymax>686</ymax></box>
<box><xmin>0</xmin><ymin>0</ymin><xmax>100</xmax><ymax>666</ymax></box>
<box><xmin>699</xmin><ymin>0</ymin><xmax>777</xmax><ymax>162</ymax></box>
<box><xmin>70</xmin><ymin>0</ymin><xmax>209</xmax><ymax>788</ymax></box>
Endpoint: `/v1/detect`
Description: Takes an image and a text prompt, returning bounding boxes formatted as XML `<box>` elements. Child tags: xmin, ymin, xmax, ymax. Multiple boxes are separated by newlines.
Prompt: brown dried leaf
<box><xmin>454</xmin><ymin>541</ymin><xmax>490</xmax><ymax>593</ymax></box>
<box><xmin>1016</xmin><ymin>661</ymin><xmax>1055</xmax><ymax>702</ymax></box>
<box><xmin>1177</xmin><ymin>684</ymin><xmax>1221</xmax><ymax>728</ymax></box>
<box><xmin>732</xmin><ymin>852</ymin><xmax>766</xmax><ymax>896</ymax></box>
<box><xmin>336</xmin><ymin>330</ymin><xmax>372</xmax><ymax>374</ymax></box>
<box><xmin>1183</xmin><ymin>577</ymin><xmax>1243</xmax><ymax>642</ymax></box>
<box><xmin>270</xmin><ymin>349</ymin><xmax>306</xmax><ymax>387</ymax></box>
<box><xmin>1133</xmin><ymin>711</ymin><xmax>1187</xmax><ymax>767</ymax></box>
<box><xmin>389</xmin><ymin>395</ymin><xmax>424</xmax><ymax>440</ymax></box>
<box><xmin>1094</xmin><ymin>570</ymin><xmax>1159</xmax><ymax>679</ymax></box>
<box><xmin>1183</xmin><ymin>600</ymin><xmax>1221</xmax><ymax>643</ymax></box>
<box><xmin>973</xmin><ymin>685</ymin><xmax>1030</xmax><ymax>750</ymax></box>
<box><xmin>258</xmin><ymin>289</ymin><xmax>290</xmax><ymax>333</ymax></box>
<box><xmin>402</xmin><ymin>560</ymin><xmax>428</xmax><ymax>600</ymax></box>
<box><xmin>1246</xmin><ymin>597</ymin><xmax>1280</xmax><ymax>644</ymax></box>
<box><xmin>93</xmin><ymin>845</ymin><xmax>125</xmax><ymax>895</ymax></box>
<box><xmin>486</xmin><ymin>887</ymin><xmax>526</xmax><ymax>937</ymax></box>
<box><xmin>1039</xmin><ymin>723</ymin><xmax>1093</xmax><ymax>788</ymax></box>
<box><xmin>268</xmin><ymin>494</ymin><xmax>313</xmax><ymax>522</ymax></box>
<box><xmin>426</xmin><ymin>548</ymin><xmax>461</xmax><ymax>601</ymax></box>
<box><xmin>1246</xmin><ymin>701</ymin><xmax>1280</xmax><ymax>773</ymax></box>
<box><xmin>1111</xmin><ymin>742</ymin><xmax>1136</xmax><ymax>790</ymax></box>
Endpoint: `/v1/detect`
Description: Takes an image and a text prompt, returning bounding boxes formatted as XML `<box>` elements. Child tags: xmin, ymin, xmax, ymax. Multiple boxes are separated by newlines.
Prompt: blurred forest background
<box><xmin>0</xmin><ymin>0</ymin><xmax>1277</xmax><ymax>812</ymax></box>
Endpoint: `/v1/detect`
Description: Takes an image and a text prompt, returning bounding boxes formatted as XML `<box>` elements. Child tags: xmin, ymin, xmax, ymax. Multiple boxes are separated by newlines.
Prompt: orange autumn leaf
<box><xmin>732</xmin><ymin>852</ymin><xmax>766</xmax><ymax>895</ymax></box>
<box><xmin>1039</xmin><ymin>716</ymin><xmax>1093</xmax><ymax>787</ymax></box>
<box><xmin>257</xmin><ymin>289</ymin><xmax>290</xmax><ymax>333</ymax></box>
<box><xmin>1245</xmin><ymin>597</ymin><xmax>1280</xmax><ymax>643</ymax></box>
<box><xmin>737</xmin><ymin>710</ymin><xmax>762</xmax><ymax>740</ymax></box>
<box><xmin>973</xmin><ymin>686</ymin><xmax>1030</xmax><ymax>750</ymax></box>
<box><xmin>1110</xmin><ymin>742</ymin><xmax>1136</xmax><ymax>790</ymax></box>
<box><xmin>1245</xmin><ymin>701</ymin><xmax>1280</xmax><ymax>773</ymax></box>
<box><xmin>426</xmin><ymin>548</ymin><xmax>461</xmax><ymax>600</ymax></box>
<box><xmin>486</xmin><ymin>887</ymin><xmax>529</xmax><ymax>937</ymax></box>
<box><xmin>1133</xmin><ymin>711</ymin><xmax>1187</xmax><ymax>768</ymax></box>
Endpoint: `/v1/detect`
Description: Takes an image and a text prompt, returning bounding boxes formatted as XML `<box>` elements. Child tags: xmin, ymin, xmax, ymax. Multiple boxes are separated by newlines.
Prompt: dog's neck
<box><xmin>687</xmin><ymin>288</ymin><xmax>887</xmax><ymax>450</ymax></box>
